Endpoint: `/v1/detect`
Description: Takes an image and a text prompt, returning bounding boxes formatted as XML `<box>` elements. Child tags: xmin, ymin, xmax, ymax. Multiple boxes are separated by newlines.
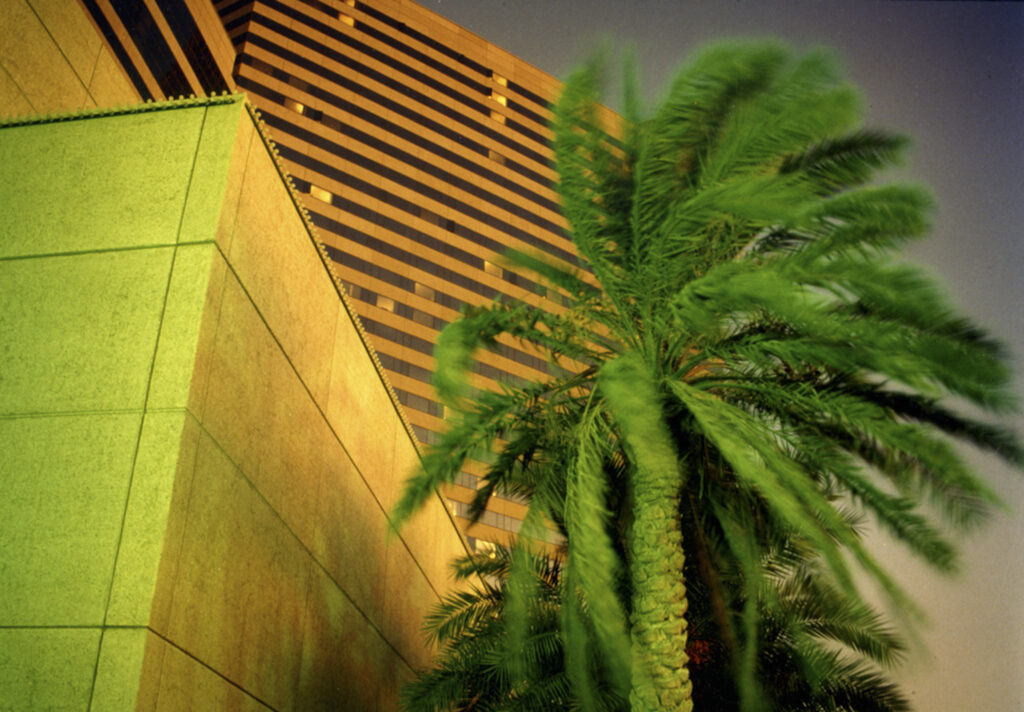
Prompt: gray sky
<box><xmin>432</xmin><ymin>1</ymin><xmax>1024</xmax><ymax>708</ymax></box>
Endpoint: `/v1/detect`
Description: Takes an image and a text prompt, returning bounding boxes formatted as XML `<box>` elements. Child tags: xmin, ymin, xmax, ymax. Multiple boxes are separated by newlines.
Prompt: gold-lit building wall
<box><xmin>1</xmin><ymin>2</ymin><xmax>469</xmax><ymax>705</ymax></box>
<box><xmin>0</xmin><ymin>0</ymin><xmax>139</xmax><ymax>115</ymax></box>
<box><xmin>2</xmin><ymin>0</ymin><xmax>611</xmax><ymax>549</ymax></box>
<box><xmin>216</xmin><ymin>0</ymin><xmax>587</xmax><ymax>548</ymax></box>
<box><xmin>75</xmin><ymin>0</ymin><xmax>237</xmax><ymax>100</ymax></box>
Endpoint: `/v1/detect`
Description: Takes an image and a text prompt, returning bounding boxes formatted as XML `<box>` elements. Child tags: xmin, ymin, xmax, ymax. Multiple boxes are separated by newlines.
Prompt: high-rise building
<box><xmin>214</xmin><ymin>0</ymin><xmax>590</xmax><ymax>547</ymax></box>
<box><xmin>68</xmin><ymin>0</ymin><xmax>594</xmax><ymax>549</ymax></box>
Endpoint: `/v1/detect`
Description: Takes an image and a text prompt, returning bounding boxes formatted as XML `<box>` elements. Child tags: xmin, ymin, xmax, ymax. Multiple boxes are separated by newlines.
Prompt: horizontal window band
<box><xmin>236</xmin><ymin>72</ymin><xmax>560</xmax><ymax>215</ymax></box>
<box><xmin>322</xmin><ymin>245</ymin><xmax>551</xmax><ymax>376</ymax></box>
<box><xmin>247</xmin><ymin>8</ymin><xmax>550</xmax><ymax>151</ymax></box>
<box><xmin>155</xmin><ymin>0</ymin><xmax>232</xmax><ymax>94</ymax></box>
<box><xmin>289</xmin><ymin>0</ymin><xmax>552</xmax><ymax>129</ymax></box>
<box><xmin>357</xmin><ymin>313</ymin><xmax>550</xmax><ymax>376</ymax></box>
<box><xmin>352</xmin><ymin>0</ymin><xmax>552</xmax><ymax>113</ymax></box>
<box><xmin>269</xmin><ymin>129</ymin><xmax>575</xmax><ymax>266</ymax></box>
<box><xmin>307</xmin><ymin>207</ymin><xmax>525</xmax><ymax>302</ymax></box>
<box><xmin>394</xmin><ymin>386</ymin><xmax>443</xmax><ymax>417</ymax></box>
<box><xmin>242</xmin><ymin>23</ymin><xmax>551</xmax><ymax>166</ymax></box>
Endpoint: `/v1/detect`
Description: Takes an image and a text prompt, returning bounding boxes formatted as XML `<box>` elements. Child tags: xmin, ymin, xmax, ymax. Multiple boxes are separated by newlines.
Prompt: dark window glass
<box><xmin>241</xmin><ymin>17</ymin><xmax>552</xmax><ymax>160</ymax></box>
<box><xmin>262</xmin><ymin>112</ymin><xmax>572</xmax><ymax>258</ymax></box>
<box><xmin>79</xmin><ymin>0</ymin><xmax>152</xmax><ymax>100</ymax></box>
<box><xmin>155</xmin><ymin>0</ymin><xmax>231</xmax><ymax>94</ymax></box>
<box><xmin>108</xmin><ymin>0</ymin><xmax>193</xmax><ymax>98</ymax></box>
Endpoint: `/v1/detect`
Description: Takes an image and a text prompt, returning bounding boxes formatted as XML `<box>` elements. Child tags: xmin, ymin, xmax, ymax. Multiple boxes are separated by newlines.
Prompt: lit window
<box><xmin>490</xmin><ymin>109</ymin><xmax>506</xmax><ymax>125</ymax></box>
<box><xmin>338</xmin><ymin>11</ymin><xmax>354</xmax><ymax>26</ymax></box>
<box><xmin>483</xmin><ymin>260</ymin><xmax>501</xmax><ymax>277</ymax></box>
<box><xmin>342</xmin><ymin>0</ymin><xmax>355</xmax><ymax>5</ymax></box>
<box><xmin>492</xmin><ymin>72</ymin><xmax>508</xmax><ymax>87</ymax></box>
<box><xmin>284</xmin><ymin>98</ymin><xmax>305</xmax><ymax>114</ymax></box>
<box><xmin>309</xmin><ymin>184</ymin><xmax>332</xmax><ymax>203</ymax></box>
<box><xmin>487</xmin><ymin>148</ymin><xmax>505</xmax><ymax>165</ymax></box>
<box><xmin>414</xmin><ymin>282</ymin><xmax>435</xmax><ymax>300</ymax></box>
<box><xmin>489</xmin><ymin>91</ymin><xmax>507</xmax><ymax>106</ymax></box>
<box><xmin>377</xmin><ymin>296</ymin><xmax>395</xmax><ymax>312</ymax></box>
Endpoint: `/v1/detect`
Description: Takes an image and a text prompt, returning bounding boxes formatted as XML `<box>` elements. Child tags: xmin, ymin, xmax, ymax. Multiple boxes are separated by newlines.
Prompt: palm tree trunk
<box><xmin>600</xmin><ymin>353</ymin><xmax>694</xmax><ymax>710</ymax></box>
<box><xmin>629</xmin><ymin>466</ymin><xmax>694</xmax><ymax>711</ymax></box>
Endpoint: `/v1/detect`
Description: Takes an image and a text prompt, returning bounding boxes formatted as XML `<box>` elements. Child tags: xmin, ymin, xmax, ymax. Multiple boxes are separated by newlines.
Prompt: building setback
<box><xmin>214</xmin><ymin>0</ymin><xmax>584</xmax><ymax>548</ymax></box>
<box><xmin>68</xmin><ymin>0</ymin><xmax>588</xmax><ymax>547</ymax></box>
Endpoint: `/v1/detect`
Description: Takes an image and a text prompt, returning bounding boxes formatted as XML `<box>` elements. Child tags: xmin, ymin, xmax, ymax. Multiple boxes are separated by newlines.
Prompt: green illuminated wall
<box><xmin>0</xmin><ymin>98</ymin><xmax>464</xmax><ymax>710</ymax></box>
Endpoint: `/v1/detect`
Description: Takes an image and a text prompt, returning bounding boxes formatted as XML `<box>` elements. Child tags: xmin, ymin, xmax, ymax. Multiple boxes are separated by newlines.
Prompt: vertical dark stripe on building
<box><xmin>79</xmin><ymin>0</ymin><xmax>153</xmax><ymax>101</ymax></box>
<box><xmin>155</xmin><ymin>0</ymin><xmax>231</xmax><ymax>94</ymax></box>
<box><xmin>107</xmin><ymin>0</ymin><xmax>193</xmax><ymax>98</ymax></box>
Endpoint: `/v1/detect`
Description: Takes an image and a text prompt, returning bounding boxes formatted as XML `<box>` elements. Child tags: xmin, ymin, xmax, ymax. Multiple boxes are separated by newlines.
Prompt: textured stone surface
<box><xmin>87</xmin><ymin>44</ymin><xmax>139</xmax><ymax>107</ymax></box>
<box><xmin>199</xmin><ymin>273</ymin><xmax>326</xmax><ymax>548</ymax></box>
<box><xmin>0</xmin><ymin>0</ymin><xmax>90</xmax><ymax>113</ymax></box>
<box><xmin>163</xmin><ymin>431</ymin><xmax>310</xmax><ymax>710</ymax></box>
<box><xmin>311</xmin><ymin>448</ymin><xmax>392</xmax><ymax>625</ymax></box>
<box><xmin>147</xmin><ymin>243</ymin><xmax>219</xmax><ymax>410</ymax></box>
<box><xmin>0</xmin><ymin>413</ymin><xmax>141</xmax><ymax>625</ymax></box>
<box><xmin>178</xmin><ymin>101</ymin><xmax>248</xmax><ymax>246</ymax></box>
<box><xmin>297</xmin><ymin>564</ymin><xmax>394</xmax><ymax>712</ymax></box>
<box><xmin>91</xmin><ymin>627</ymin><xmax>149</xmax><ymax>710</ymax></box>
<box><xmin>325</xmin><ymin>304</ymin><xmax>403</xmax><ymax>510</ymax></box>
<box><xmin>226</xmin><ymin>130</ymin><xmax>341</xmax><ymax>405</ymax></box>
<box><xmin>27</xmin><ymin>0</ymin><xmax>103</xmax><ymax>83</ymax></box>
<box><xmin>144</xmin><ymin>635</ymin><xmax>272</xmax><ymax>711</ymax></box>
<box><xmin>106</xmin><ymin>412</ymin><xmax>190</xmax><ymax>627</ymax></box>
<box><xmin>0</xmin><ymin>98</ymin><xmax>466</xmax><ymax>710</ymax></box>
<box><xmin>0</xmin><ymin>109</ymin><xmax>206</xmax><ymax>258</ymax></box>
<box><xmin>0</xmin><ymin>64</ymin><xmax>34</xmax><ymax>118</ymax></box>
<box><xmin>0</xmin><ymin>628</ymin><xmax>100</xmax><ymax>710</ymax></box>
<box><xmin>0</xmin><ymin>249</ymin><xmax>173</xmax><ymax>414</ymax></box>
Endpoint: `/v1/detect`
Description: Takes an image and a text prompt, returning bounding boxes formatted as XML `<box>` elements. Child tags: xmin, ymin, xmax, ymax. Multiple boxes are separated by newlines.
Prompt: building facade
<box><xmin>21</xmin><ymin>0</ymin><xmax>583</xmax><ymax>548</ymax></box>
<box><xmin>214</xmin><ymin>0</ymin><xmax>583</xmax><ymax>548</ymax></box>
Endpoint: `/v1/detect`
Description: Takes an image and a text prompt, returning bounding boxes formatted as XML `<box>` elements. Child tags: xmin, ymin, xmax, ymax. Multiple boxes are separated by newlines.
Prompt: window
<box><xmin>283</xmin><ymin>98</ymin><xmax>305</xmax><ymax>114</ymax></box>
<box><xmin>489</xmin><ymin>90</ymin><xmax>507</xmax><ymax>106</ymax></box>
<box><xmin>487</xmin><ymin>148</ymin><xmax>505</xmax><ymax>165</ymax></box>
<box><xmin>490</xmin><ymin>109</ymin><xmax>506</xmax><ymax>125</ymax></box>
<box><xmin>491</xmin><ymin>71</ymin><xmax>508</xmax><ymax>87</ymax></box>
<box><xmin>377</xmin><ymin>295</ymin><xmax>395</xmax><ymax>312</ymax></box>
<box><xmin>338</xmin><ymin>12</ymin><xmax>354</xmax><ymax>26</ymax></box>
<box><xmin>483</xmin><ymin>260</ymin><xmax>502</xmax><ymax>277</ymax></box>
<box><xmin>455</xmin><ymin>471</ymin><xmax>479</xmax><ymax>489</ymax></box>
<box><xmin>414</xmin><ymin>282</ymin><xmax>435</xmax><ymax>300</ymax></box>
<box><xmin>309</xmin><ymin>184</ymin><xmax>332</xmax><ymax>203</ymax></box>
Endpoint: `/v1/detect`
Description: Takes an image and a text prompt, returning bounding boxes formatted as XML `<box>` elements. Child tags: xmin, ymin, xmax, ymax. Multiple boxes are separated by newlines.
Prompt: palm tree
<box><xmin>394</xmin><ymin>42</ymin><xmax>1020</xmax><ymax>711</ymax></box>
<box><xmin>402</xmin><ymin>541</ymin><xmax>912</xmax><ymax>712</ymax></box>
<box><xmin>400</xmin><ymin>546</ymin><xmax>627</xmax><ymax>712</ymax></box>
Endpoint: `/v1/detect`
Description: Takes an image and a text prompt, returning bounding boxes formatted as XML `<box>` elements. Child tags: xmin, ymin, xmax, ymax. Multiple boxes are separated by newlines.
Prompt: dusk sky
<box><xmin>431</xmin><ymin>1</ymin><xmax>1023</xmax><ymax>708</ymax></box>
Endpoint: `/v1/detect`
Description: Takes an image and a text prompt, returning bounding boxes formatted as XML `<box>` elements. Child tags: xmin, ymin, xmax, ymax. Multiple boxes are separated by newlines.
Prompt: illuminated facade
<box><xmin>67</xmin><ymin>0</ymin><xmax>583</xmax><ymax>548</ymax></box>
<box><xmin>215</xmin><ymin>0</ymin><xmax>583</xmax><ymax>547</ymax></box>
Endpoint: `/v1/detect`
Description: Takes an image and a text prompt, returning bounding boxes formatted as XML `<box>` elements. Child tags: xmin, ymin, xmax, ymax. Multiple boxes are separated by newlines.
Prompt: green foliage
<box><xmin>394</xmin><ymin>40</ymin><xmax>1020</xmax><ymax>710</ymax></box>
<box><xmin>403</xmin><ymin>542</ymin><xmax>912</xmax><ymax>712</ymax></box>
<box><xmin>400</xmin><ymin>547</ymin><xmax>627</xmax><ymax>712</ymax></box>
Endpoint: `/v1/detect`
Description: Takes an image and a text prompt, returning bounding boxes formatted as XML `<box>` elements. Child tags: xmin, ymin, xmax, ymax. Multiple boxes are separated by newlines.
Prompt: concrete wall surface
<box><xmin>0</xmin><ymin>97</ymin><xmax>465</xmax><ymax>710</ymax></box>
<box><xmin>0</xmin><ymin>0</ymin><xmax>139</xmax><ymax>119</ymax></box>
